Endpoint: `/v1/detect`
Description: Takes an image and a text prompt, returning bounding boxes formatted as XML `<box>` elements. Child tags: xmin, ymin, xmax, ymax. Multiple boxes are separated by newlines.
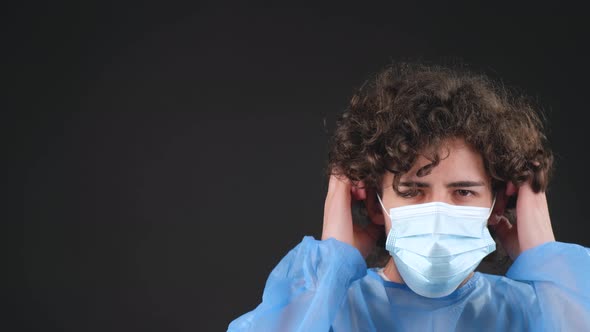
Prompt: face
<box><xmin>377</xmin><ymin>137</ymin><xmax>494</xmax><ymax>233</ymax></box>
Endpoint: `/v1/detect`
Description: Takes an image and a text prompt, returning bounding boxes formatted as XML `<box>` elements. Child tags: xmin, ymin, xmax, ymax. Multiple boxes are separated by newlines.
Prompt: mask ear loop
<box><xmin>488</xmin><ymin>195</ymin><xmax>497</xmax><ymax>218</ymax></box>
<box><xmin>487</xmin><ymin>195</ymin><xmax>502</xmax><ymax>226</ymax></box>
<box><xmin>375</xmin><ymin>192</ymin><xmax>391</xmax><ymax>218</ymax></box>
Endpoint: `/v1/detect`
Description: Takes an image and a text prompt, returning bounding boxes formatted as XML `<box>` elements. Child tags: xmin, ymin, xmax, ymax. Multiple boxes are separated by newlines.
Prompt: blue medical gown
<box><xmin>228</xmin><ymin>236</ymin><xmax>590</xmax><ymax>331</ymax></box>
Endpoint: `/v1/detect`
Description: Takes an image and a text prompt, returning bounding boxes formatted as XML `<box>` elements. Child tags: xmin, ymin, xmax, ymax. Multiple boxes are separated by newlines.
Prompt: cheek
<box><xmin>389</xmin><ymin>194</ymin><xmax>415</xmax><ymax>208</ymax></box>
<box><xmin>477</xmin><ymin>191</ymin><xmax>495</xmax><ymax>207</ymax></box>
<box><xmin>384</xmin><ymin>216</ymin><xmax>392</xmax><ymax>234</ymax></box>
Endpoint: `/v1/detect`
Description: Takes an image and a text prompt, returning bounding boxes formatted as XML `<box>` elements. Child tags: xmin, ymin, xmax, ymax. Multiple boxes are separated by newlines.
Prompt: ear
<box><xmin>488</xmin><ymin>182</ymin><xmax>515</xmax><ymax>225</ymax></box>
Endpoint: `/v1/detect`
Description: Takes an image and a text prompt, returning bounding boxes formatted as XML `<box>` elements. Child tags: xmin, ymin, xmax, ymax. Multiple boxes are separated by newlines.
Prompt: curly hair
<box><xmin>325</xmin><ymin>61</ymin><xmax>554</xmax><ymax>271</ymax></box>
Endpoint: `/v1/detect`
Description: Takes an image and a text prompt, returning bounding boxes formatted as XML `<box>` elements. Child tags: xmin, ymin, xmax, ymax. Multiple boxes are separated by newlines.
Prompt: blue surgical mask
<box><xmin>376</xmin><ymin>193</ymin><xmax>496</xmax><ymax>298</ymax></box>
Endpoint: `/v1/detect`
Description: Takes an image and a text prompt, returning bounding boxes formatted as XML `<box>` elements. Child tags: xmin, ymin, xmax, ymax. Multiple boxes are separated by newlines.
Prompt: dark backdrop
<box><xmin>15</xmin><ymin>2</ymin><xmax>590</xmax><ymax>331</ymax></box>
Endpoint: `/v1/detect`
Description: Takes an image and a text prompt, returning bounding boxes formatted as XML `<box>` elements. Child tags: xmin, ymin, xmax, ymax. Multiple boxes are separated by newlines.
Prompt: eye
<box><xmin>455</xmin><ymin>189</ymin><xmax>475</xmax><ymax>197</ymax></box>
<box><xmin>398</xmin><ymin>189</ymin><xmax>422</xmax><ymax>198</ymax></box>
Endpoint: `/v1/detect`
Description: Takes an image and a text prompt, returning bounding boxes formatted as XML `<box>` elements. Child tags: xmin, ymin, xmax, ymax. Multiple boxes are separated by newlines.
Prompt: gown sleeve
<box><xmin>505</xmin><ymin>241</ymin><xmax>590</xmax><ymax>330</ymax></box>
<box><xmin>227</xmin><ymin>236</ymin><xmax>367</xmax><ymax>332</ymax></box>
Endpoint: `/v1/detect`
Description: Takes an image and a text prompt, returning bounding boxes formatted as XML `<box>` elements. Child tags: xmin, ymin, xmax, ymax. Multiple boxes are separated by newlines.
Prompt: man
<box><xmin>228</xmin><ymin>62</ymin><xmax>590</xmax><ymax>331</ymax></box>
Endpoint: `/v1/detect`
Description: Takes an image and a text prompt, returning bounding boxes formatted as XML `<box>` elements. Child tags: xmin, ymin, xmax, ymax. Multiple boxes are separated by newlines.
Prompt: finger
<box><xmin>489</xmin><ymin>215</ymin><xmax>519</xmax><ymax>260</ymax></box>
<box><xmin>490</xmin><ymin>214</ymin><xmax>512</xmax><ymax>234</ymax></box>
<box><xmin>505</xmin><ymin>181</ymin><xmax>517</xmax><ymax>197</ymax></box>
<box><xmin>487</xmin><ymin>213</ymin><xmax>502</xmax><ymax>226</ymax></box>
<box><xmin>492</xmin><ymin>186</ymin><xmax>508</xmax><ymax>216</ymax></box>
<box><xmin>351</xmin><ymin>180</ymin><xmax>367</xmax><ymax>201</ymax></box>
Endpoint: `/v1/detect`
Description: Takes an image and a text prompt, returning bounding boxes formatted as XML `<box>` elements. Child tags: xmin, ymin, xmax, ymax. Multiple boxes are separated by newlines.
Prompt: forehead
<box><xmin>386</xmin><ymin>138</ymin><xmax>490</xmax><ymax>184</ymax></box>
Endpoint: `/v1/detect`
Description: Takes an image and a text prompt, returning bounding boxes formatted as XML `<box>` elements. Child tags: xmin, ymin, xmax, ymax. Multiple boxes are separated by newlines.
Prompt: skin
<box><xmin>322</xmin><ymin>137</ymin><xmax>555</xmax><ymax>289</ymax></box>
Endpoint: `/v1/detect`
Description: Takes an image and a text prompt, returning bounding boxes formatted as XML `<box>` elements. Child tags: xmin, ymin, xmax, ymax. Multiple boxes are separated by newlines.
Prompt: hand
<box><xmin>321</xmin><ymin>174</ymin><xmax>382</xmax><ymax>258</ymax></box>
<box><xmin>489</xmin><ymin>181</ymin><xmax>556</xmax><ymax>260</ymax></box>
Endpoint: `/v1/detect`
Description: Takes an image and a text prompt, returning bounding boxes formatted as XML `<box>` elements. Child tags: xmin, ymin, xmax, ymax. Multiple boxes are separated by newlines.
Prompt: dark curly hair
<box><xmin>325</xmin><ymin>61</ymin><xmax>554</xmax><ymax>272</ymax></box>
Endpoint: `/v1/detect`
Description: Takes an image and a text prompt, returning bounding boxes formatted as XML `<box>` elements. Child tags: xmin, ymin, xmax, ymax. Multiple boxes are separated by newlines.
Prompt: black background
<box><xmin>15</xmin><ymin>2</ymin><xmax>590</xmax><ymax>331</ymax></box>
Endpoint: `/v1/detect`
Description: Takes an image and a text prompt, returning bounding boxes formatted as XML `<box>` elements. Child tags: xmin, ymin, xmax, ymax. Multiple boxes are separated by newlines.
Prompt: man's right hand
<box><xmin>321</xmin><ymin>174</ymin><xmax>382</xmax><ymax>258</ymax></box>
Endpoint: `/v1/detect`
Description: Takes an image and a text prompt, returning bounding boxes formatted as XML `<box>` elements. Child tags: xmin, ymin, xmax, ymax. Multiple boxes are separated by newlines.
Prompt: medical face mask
<box><xmin>376</xmin><ymin>193</ymin><xmax>496</xmax><ymax>298</ymax></box>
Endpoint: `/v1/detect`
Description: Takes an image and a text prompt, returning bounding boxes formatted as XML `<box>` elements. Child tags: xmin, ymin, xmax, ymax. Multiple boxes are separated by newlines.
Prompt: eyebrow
<box><xmin>399</xmin><ymin>181</ymin><xmax>486</xmax><ymax>188</ymax></box>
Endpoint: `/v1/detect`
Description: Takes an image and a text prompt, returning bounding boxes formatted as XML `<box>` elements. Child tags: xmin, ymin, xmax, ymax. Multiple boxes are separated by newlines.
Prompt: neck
<box><xmin>383</xmin><ymin>258</ymin><xmax>403</xmax><ymax>283</ymax></box>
